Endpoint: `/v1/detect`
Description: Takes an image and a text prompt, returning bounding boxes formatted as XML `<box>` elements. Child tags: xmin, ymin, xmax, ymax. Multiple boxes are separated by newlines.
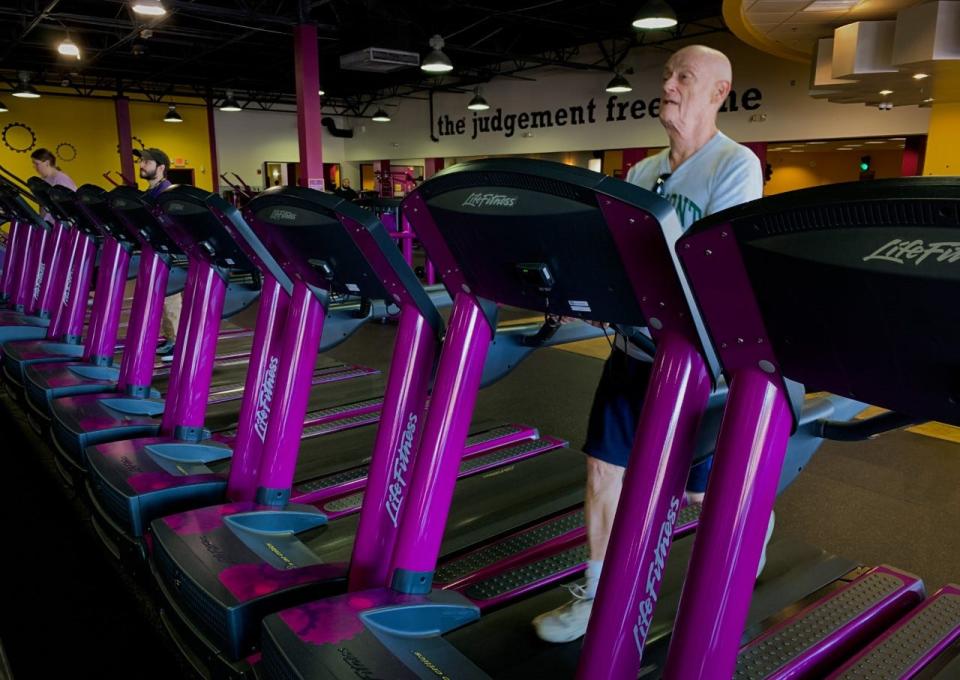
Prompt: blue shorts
<box><xmin>583</xmin><ymin>348</ymin><xmax>712</xmax><ymax>493</ymax></box>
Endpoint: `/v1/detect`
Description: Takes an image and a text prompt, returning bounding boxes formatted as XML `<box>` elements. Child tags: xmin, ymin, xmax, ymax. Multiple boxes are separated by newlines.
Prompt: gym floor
<box><xmin>0</xmin><ymin>315</ymin><xmax>957</xmax><ymax>678</ymax></box>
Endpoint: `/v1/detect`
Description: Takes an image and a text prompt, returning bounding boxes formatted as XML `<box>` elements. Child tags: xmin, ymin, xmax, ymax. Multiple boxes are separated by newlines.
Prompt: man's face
<box><xmin>659</xmin><ymin>51</ymin><xmax>723</xmax><ymax>133</ymax></box>
<box><xmin>139</xmin><ymin>158</ymin><xmax>159</xmax><ymax>180</ymax></box>
<box><xmin>342</xmin><ymin>178</ymin><xmax>350</xmax><ymax>188</ymax></box>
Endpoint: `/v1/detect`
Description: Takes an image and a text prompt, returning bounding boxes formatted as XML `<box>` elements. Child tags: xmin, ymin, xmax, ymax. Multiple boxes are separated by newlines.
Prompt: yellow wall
<box><xmin>0</xmin><ymin>95</ymin><xmax>214</xmax><ymax>194</ymax></box>
<box><xmin>922</xmin><ymin>103</ymin><xmax>960</xmax><ymax>176</ymax></box>
<box><xmin>765</xmin><ymin>149</ymin><xmax>904</xmax><ymax>195</ymax></box>
<box><xmin>129</xmin><ymin>100</ymin><xmax>213</xmax><ymax>191</ymax></box>
<box><xmin>0</xmin><ymin>96</ymin><xmax>122</xmax><ymax>189</ymax></box>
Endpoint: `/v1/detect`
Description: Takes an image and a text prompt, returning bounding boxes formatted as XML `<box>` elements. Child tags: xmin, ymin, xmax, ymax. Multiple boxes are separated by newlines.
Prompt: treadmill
<box><xmin>648</xmin><ymin>177</ymin><xmax>960</xmax><ymax>679</ymax></box>
<box><xmin>142</xmin><ymin>186</ymin><xmax>606</xmax><ymax>676</ymax></box>
<box><xmin>85</xmin><ymin>187</ymin><xmax>599</xmax><ymax>557</ymax></box>
<box><xmin>0</xmin><ymin>177</ymin><xmax>63</xmax><ymax>341</ymax></box>
<box><xmin>2</xmin><ymin>183</ymin><xmax>115</xmax><ymax>393</ymax></box>
<box><xmin>48</xmin><ymin>185</ymin><xmax>387</xmax><ymax>478</ymax></box>
<box><xmin>255</xmin><ymin>161</ymin><xmax>902</xmax><ymax>680</ymax></box>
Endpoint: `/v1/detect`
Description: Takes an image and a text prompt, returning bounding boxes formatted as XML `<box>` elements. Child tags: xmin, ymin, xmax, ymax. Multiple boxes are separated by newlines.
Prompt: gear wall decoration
<box><xmin>115</xmin><ymin>136</ymin><xmax>146</xmax><ymax>155</ymax></box>
<box><xmin>2</xmin><ymin>122</ymin><xmax>38</xmax><ymax>153</ymax></box>
<box><xmin>56</xmin><ymin>142</ymin><xmax>78</xmax><ymax>162</ymax></box>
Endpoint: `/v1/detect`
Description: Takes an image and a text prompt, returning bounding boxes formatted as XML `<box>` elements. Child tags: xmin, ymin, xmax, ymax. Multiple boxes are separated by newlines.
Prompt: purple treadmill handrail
<box><xmin>349</xmin><ymin>304</ymin><xmax>437</xmax><ymax>590</ymax></box>
<box><xmin>664</xmin><ymin>367</ymin><xmax>794</xmax><ymax>679</ymax></box>
<box><xmin>577</xmin><ymin>330</ymin><xmax>711</xmax><ymax>679</ymax></box>
<box><xmin>83</xmin><ymin>238</ymin><xmax>129</xmax><ymax>360</ymax></box>
<box><xmin>0</xmin><ymin>219</ymin><xmax>26</xmax><ymax>300</ymax></box>
<box><xmin>254</xmin><ymin>280</ymin><xmax>326</xmax><ymax>502</ymax></box>
<box><xmin>35</xmin><ymin>220</ymin><xmax>70</xmax><ymax>318</ymax></box>
<box><xmin>161</xmin><ymin>259</ymin><xmax>227</xmax><ymax>436</ymax></box>
<box><xmin>18</xmin><ymin>223</ymin><xmax>47</xmax><ymax>312</ymax></box>
<box><xmin>45</xmin><ymin>226</ymin><xmax>79</xmax><ymax>338</ymax></box>
<box><xmin>388</xmin><ymin>293</ymin><xmax>494</xmax><ymax>588</ymax></box>
<box><xmin>117</xmin><ymin>245</ymin><xmax>171</xmax><ymax>393</ymax></box>
<box><xmin>61</xmin><ymin>230</ymin><xmax>97</xmax><ymax>342</ymax></box>
<box><xmin>227</xmin><ymin>274</ymin><xmax>290</xmax><ymax>502</ymax></box>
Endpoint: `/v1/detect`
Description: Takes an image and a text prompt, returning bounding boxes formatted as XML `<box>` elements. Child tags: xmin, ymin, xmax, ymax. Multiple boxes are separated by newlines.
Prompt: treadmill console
<box><xmin>77</xmin><ymin>185</ymin><xmax>136</xmax><ymax>246</ymax></box>
<box><xmin>109</xmin><ymin>186</ymin><xmax>183</xmax><ymax>255</ymax></box>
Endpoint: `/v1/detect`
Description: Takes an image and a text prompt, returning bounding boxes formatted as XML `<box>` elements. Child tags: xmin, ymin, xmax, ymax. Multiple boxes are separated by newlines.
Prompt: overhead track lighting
<box><xmin>58</xmin><ymin>36</ymin><xmax>81</xmax><ymax>59</ymax></box>
<box><xmin>467</xmin><ymin>89</ymin><xmax>490</xmax><ymax>111</ymax></box>
<box><xmin>132</xmin><ymin>0</ymin><xmax>167</xmax><ymax>16</ymax></box>
<box><xmin>632</xmin><ymin>0</ymin><xmax>678</xmax><ymax>29</ymax></box>
<box><xmin>371</xmin><ymin>108</ymin><xmax>391</xmax><ymax>122</ymax></box>
<box><xmin>12</xmin><ymin>72</ymin><xmax>40</xmax><ymax>99</ymax></box>
<box><xmin>605</xmin><ymin>73</ymin><xmax>633</xmax><ymax>93</ymax></box>
<box><xmin>219</xmin><ymin>91</ymin><xmax>242</xmax><ymax>112</ymax></box>
<box><xmin>163</xmin><ymin>104</ymin><xmax>183</xmax><ymax>122</ymax></box>
<box><xmin>421</xmin><ymin>34</ymin><xmax>453</xmax><ymax>73</ymax></box>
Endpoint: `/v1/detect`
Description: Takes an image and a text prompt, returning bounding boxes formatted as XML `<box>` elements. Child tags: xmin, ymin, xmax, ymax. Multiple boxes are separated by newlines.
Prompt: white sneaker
<box><xmin>757</xmin><ymin>511</ymin><xmax>776</xmax><ymax>578</ymax></box>
<box><xmin>532</xmin><ymin>583</ymin><xmax>594</xmax><ymax>643</ymax></box>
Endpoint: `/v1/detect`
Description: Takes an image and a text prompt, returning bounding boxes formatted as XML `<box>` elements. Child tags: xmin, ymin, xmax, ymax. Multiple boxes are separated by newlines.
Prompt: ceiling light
<box><xmin>805</xmin><ymin>141</ymin><xmax>826</xmax><ymax>144</ymax></box>
<box><xmin>879</xmin><ymin>89</ymin><xmax>893</xmax><ymax>96</ymax></box>
<box><xmin>421</xmin><ymin>35</ymin><xmax>453</xmax><ymax>73</ymax></box>
<box><xmin>467</xmin><ymin>90</ymin><xmax>490</xmax><ymax>111</ymax></box>
<box><xmin>922</xmin><ymin>98</ymin><xmax>934</xmax><ymax>104</ymax></box>
<box><xmin>318</xmin><ymin>89</ymin><xmax>325</xmax><ymax>96</ymax></box>
<box><xmin>789</xmin><ymin>150</ymin><xmax>805</xmax><ymax>153</ymax></box>
<box><xmin>132</xmin><ymin>0</ymin><xmax>167</xmax><ymax>16</ymax></box>
<box><xmin>163</xmin><ymin>104</ymin><xmax>182</xmax><ymax>123</ymax></box>
<box><xmin>12</xmin><ymin>72</ymin><xmax>40</xmax><ymax>99</ymax></box>
<box><xmin>0</xmin><ymin>100</ymin><xmax>8</xmax><ymax>113</ymax></box>
<box><xmin>912</xmin><ymin>73</ymin><xmax>928</xmax><ymax>80</ymax></box>
<box><xmin>58</xmin><ymin>36</ymin><xmax>81</xmax><ymax>59</ymax></box>
<box><xmin>605</xmin><ymin>73</ymin><xmax>633</xmax><ymax>93</ymax></box>
<box><xmin>632</xmin><ymin>0</ymin><xmax>678</xmax><ymax>29</ymax></box>
<box><xmin>837</xmin><ymin>147</ymin><xmax>853</xmax><ymax>151</ymax></box>
<box><xmin>803</xmin><ymin>0</ymin><xmax>859</xmax><ymax>12</ymax></box>
<box><xmin>219</xmin><ymin>91</ymin><xmax>242</xmax><ymax>112</ymax></box>
<box><xmin>865</xmin><ymin>140</ymin><xmax>886</xmax><ymax>144</ymax></box>
<box><xmin>371</xmin><ymin>108</ymin><xmax>391</xmax><ymax>122</ymax></box>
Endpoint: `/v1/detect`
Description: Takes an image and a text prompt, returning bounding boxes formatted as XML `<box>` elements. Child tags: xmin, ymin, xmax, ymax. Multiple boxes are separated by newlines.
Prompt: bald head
<box><xmin>667</xmin><ymin>45</ymin><xmax>732</xmax><ymax>106</ymax></box>
<box><xmin>659</xmin><ymin>44</ymin><xmax>733</xmax><ymax>143</ymax></box>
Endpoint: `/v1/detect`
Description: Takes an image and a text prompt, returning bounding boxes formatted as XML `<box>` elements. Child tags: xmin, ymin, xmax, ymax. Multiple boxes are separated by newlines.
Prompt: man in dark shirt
<box><xmin>134</xmin><ymin>148</ymin><xmax>177</xmax><ymax>357</ymax></box>
<box><xmin>335</xmin><ymin>177</ymin><xmax>358</xmax><ymax>201</ymax></box>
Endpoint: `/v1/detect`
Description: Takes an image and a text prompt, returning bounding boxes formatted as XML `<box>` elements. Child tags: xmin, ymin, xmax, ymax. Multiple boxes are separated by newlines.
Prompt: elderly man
<box><xmin>533</xmin><ymin>44</ymin><xmax>767</xmax><ymax>643</ymax></box>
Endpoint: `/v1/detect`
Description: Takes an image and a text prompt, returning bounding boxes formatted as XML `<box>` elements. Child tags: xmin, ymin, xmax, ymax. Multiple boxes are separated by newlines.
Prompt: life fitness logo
<box><xmin>253</xmin><ymin>355</ymin><xmax>280</xmax><ymax>442</ymax></box>
<box><xmin>385</xmin><ymin>412</ymin><xmax>419</xmax><ymax>527</ymax></box>
<box><xmin>633</xmin><ymin>495</ymin><xmax>680</xmax><ymax>652</ymax></box>
<box><xmin>863</xmin><ymin>238</ymin><xmax>960</xmax><ymax>266</ymax></box>
<box><xmin>461</xmin><ymin>192</ymin><xmax>518</xmax><ymax>208</ymax></box>
<box><xmin>32</xmin><ymin>262</ymin><xmax>45</xmax><ymax>302</ymax></box>
<box><xmin>61</xmin><ymin>265</ymin><xmax>73</xmax><ymax>307</ymax></box>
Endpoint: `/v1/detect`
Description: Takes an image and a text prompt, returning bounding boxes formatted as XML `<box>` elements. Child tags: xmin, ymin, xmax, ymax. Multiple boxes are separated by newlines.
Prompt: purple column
<box><xmin>115</xmin><ymin>97</ymin><xmax>136</xmax><ymax>187</ymax></box>
<box><xmin>207</xmin><ymin>102</ymin><xmax>220</xmax><ymax>194</ymax></box>
<box><xmin>388</xmin><ymin>293</ymin><xmax>493</xmax><ymax>591</ymax></box>
<box><xmin>61</xmin><ymin>234</ymin><xmax>98</xmax><ymax>343</ymax></box>
<box><xmin>83</xmin><ymin>238</ymin><xmax>130</xmax><ymax>362</ymax></box>
<box><xmin>46</xmin><ymin>227</ymin><xmax>81</xmax><ymax>339</ymax></box>
<box><xmin>160</xmin><ymin>261</ymin><xmax>227</xmax><ymax>440</ymax></box>
<box><xmin>294</xmin><ymin>24</ymin><xmax>324</xmax><ymax>191</ymax></box>
<box><xmin>226</xmin><ymin>275</ymin><xmax>290</xmax><ymax>502</ymax></box>
<box><xmin>0</xmin><ymin>220</ymin><xmax>27</xmax><ymax>302</ymax></box>
<box><xmin>424</xmin><ymin>158</ymin><xmax>445</xmax><ymax>179</ymax></box>
<box><xmin>349</xmin><ymin>306</ymin><xmax>438</xmax><ymax>590</ymax></box>
<box><xmin>116</xmin><ymin>247</ymin><xmax>171</xmax><ymax>393</ymax></box>
<box><xmin>664</xmin><ymin>367</ymin><xmax>793</xmax><ymax>679</ymax></box>
<box><xmin>576</xmin><ymin>331</ymin><xmax>712</xmax><ymax>679</ymax></box>
<box><xmin>255</xmin><ymin>280</ymin><xmax>326</xmax><ymax>505</ymax></box>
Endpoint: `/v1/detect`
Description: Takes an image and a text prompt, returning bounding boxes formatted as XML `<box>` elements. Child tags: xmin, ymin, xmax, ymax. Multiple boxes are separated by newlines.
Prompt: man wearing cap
<box><xmin>135</xmin><ymin>148</ymin><xmax>178</xmax><ymax>358</ymax></box>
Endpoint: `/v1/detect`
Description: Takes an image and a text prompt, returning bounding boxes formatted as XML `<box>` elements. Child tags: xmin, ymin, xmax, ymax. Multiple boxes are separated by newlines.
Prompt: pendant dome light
<box><xmin>163</xmin><ymin>104</ymin><xmax>183</xmax><ymax>123</ymax></box>
<box><xmin>12</xmin><ymin>72</ymin><xmax>40</xmax><ymax>98</ymax></box>
<box><xmin>467</xmin><ymin>89</ymin><xmax>490</xmax><ymax>111</ymax></box>
<box><xmin>632</xmin><ymin>0</ymin><xmax>678</xmax><ymax>29</ymax></box>
<box><xmin>371</xmin><ymin>108</ymin><xmax>391</xmax><ymax>122</ymax></box>
<box><xmin>421</xmin><ymin>34</ymin><xmax>453</xmax><ymax>73</ymax></box>
<box><xmin>219</xmin><ymin>90</ymin><xmax>242</xmax><ymax>112</ymax></box>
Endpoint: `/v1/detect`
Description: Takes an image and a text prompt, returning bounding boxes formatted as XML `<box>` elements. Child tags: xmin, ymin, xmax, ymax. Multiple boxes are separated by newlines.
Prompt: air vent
<box><xmin>339</xmin><ymin>47</ymin><xmax>420</xmax><ymax>72</ymax></box>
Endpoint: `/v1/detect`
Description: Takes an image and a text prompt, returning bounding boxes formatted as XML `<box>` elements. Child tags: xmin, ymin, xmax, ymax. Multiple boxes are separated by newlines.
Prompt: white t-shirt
<box><xmin>625</xmin><ymin>131</ymin><xmax>763</xmax><ymax>230</ymax></box>
<box><xmin>617</xmin><ymin>131</ymin><xmax>762</xmax><ymax>358</ymax></box>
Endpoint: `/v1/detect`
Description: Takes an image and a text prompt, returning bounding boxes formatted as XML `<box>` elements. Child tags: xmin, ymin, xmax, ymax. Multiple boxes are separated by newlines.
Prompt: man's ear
<box><xmin>714</xmin><ymin>79</ymin><xmax>731</xmax><ymax>105</ymax></box>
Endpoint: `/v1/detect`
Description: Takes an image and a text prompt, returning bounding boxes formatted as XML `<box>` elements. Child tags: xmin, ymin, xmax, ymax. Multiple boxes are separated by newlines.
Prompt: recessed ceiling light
<box><xmin>912</xmin><ymin>73</ymin><xmax>929</xmax><ymax>80</ymax></box>
<box><xmin>890</xmin><ymin>137</ymin><xmax>906</xmax><ymax>141</ymax></box>
<box><xmin>803</xmin><ymin>0</ymin><xmax>860</xmax><ymax>12</ymax></box>
<box><xmin>879</xmin><ymin>89</ymin><xmax>893</xmax><ymax>96</ymax></box>
<box><xmin>806</xmin><ymin>141</ymin><xmax>826</xmax><ymax>145</ymax></box>
<box><xmin>865</xmin><ymin>140</ymin><xmax>886</xmax><ymax>144</ymax></box>
<box><xmin>789</xmin><ymin>150</ymin><xmax>805</xmax><ymax>153</ymax></box>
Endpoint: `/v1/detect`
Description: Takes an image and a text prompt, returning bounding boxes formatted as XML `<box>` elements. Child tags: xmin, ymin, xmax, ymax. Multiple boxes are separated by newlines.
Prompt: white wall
<box><xmin>213</xmin><ymin>32</ymin><xmax>930</xmax><ymax>173</ymax></box>
<box><xmin>213</xmin><ymin>109</ymin><xmax>346</xmax><ymax>191</ymax></box>
<box><xmin>344</xmin><ymin>32</ymin><xmax>929</xmax><ymax>161</ymax></box>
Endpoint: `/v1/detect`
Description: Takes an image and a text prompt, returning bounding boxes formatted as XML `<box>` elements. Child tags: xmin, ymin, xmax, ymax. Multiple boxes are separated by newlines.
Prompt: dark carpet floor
<box><xmin>0</xmin><ymin>316</ymin><xmax>958</xmax><ymax>678</ymax></box>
